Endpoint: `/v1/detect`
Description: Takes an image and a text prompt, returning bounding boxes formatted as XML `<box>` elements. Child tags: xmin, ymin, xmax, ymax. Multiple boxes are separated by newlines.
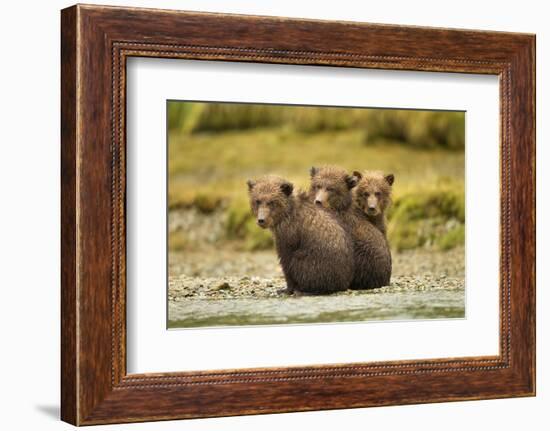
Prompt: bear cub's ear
<box><xmin>247</xmin><ymin>179</ymin><xmax>256</xmax><ymax>191</ymax></box>
<box><xmin>280</xmin><ymin>181</ymin><xmax>294</xmax><ymax>196</ymax></box>
<box><xmin>310</xmin><ymin>166</ymin><xmax>318</xmax><ymax>178</ymax></box>
<box><xmin>384</xmin><ymin>174</ymin><xmax>395</xmax><ymax>186</ymax></box>
<box><xmin>345</xmin><ymin>171</ymin><xmax>363</xmax><ymax>189</ymax></box>
<box><xmin>344</xmin><ymin>172</ymin><xmax>361</xmax><ymax>189</ymax></box>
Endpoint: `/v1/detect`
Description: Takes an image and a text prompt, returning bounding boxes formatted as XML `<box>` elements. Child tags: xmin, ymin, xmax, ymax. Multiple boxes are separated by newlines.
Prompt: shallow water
<box><xmin>168</xmin><ymin>286</ymin><xmax>465</xmax><ymax>328</ymax></box>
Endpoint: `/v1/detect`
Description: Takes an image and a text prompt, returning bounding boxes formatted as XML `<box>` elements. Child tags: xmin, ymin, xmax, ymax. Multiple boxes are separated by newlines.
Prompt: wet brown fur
<box><xmin>248</xmin><ymin>175</ymin><xmax>354</xmax><ymax>294</ymax></box>
<box><xmin>309</xmin><ymin>166</ymin><xmax>392</xmax><ymax>289</ymax></box>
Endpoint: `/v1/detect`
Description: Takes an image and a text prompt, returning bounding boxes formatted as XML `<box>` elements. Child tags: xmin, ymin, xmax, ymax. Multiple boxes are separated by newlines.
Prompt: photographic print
<box><xmin>167</xmin><ymin>101</ymin><xmax>466</xmax><ymax>329</ymax></box>
<box><xmin>61</xmin><ymin>6</ymin><xmax>535</xmax><ymax>423</ymax></box>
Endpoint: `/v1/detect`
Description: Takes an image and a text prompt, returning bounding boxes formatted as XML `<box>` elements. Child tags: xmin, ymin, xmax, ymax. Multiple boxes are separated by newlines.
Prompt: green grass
<box><xmin>437</xmin><ymin>224</ymin><xmax>466</xmax><ymax>251</ymax></box>
<box><xmin>168</xmin><ymin>101</ymin><xmax>465</xmax><ymax>150</ymax></box>
<box><xmin>169</xmin><ymin>128</ymin><xmax>464</xmax><ymax>203</ymax></box>
<box><xmin>167</xmin><ymin>112</ymin><xmax>465</xmax><ymax>252</ymax></box>
<box><xmin>387</xmin><ymin>179</ymin><xmax>465</xmax><ymax>251</ymax></box>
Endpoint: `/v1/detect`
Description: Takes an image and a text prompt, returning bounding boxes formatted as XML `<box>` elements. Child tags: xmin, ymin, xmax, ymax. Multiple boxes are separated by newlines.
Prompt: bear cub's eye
<box><xmin>255</xmin><ymin>199</ymin><xmax>261</xmax><ymax>205</ymax></box>
<box><xmin>375</xmin><ymin>191</ymin><xmax>381</xmax><ymax>197</ymax></box>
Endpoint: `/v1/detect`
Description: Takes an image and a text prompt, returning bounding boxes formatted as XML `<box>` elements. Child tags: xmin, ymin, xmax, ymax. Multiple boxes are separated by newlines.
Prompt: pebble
<box><xmin>214</xmin><ymin>282</ymin><xmax>231</xmax><ymax>291</ymax></box>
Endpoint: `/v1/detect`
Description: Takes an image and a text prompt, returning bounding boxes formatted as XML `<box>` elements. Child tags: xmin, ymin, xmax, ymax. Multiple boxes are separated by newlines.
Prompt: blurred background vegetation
<box><xmin>168</xmin><ymin>101</ymin><xmax>465</xmax><ymax>253</ymax></box>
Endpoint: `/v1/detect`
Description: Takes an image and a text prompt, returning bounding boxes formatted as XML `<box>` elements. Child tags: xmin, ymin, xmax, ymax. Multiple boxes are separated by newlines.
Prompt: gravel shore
<box><xmin>168</xmin><ymin>246</ymin><xmax>464</xmax><ymax>301</ymax></box>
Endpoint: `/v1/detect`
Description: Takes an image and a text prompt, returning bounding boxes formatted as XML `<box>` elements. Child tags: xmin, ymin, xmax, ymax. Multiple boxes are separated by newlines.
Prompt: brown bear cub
<box><xmin>309</xmin><ymin>166</ymin><xmax>392</xmax><ymax>289</ymax></box>
<box><xmin>352</xmin><ymin>170</ymin><xmax>394</xmax><ymax>235</ymax></box>
<box><xmin>247</xmin><ymin>175</ymin><xmax>354</xmax><ymax>295</ymax></box>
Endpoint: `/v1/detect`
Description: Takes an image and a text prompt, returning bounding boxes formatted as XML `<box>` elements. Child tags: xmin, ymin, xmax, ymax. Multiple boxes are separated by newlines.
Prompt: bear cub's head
<box><xmin>353</xmin><ymin>171</ymin><xmax>394</xmax><ymax>217</ymax></box>
<box><xmin>247</xmin><ymin>176</ymin><xmax>294</xmax><ymax>229</ymax></box>
<box><xmin>309</xmin><ymin>166</ymin><xmax>360</xmax><ymax>211</ymax></box>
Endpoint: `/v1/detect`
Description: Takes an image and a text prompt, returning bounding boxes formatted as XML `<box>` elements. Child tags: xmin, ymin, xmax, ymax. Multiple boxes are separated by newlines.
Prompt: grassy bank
<box><xmin>168</xmin><ymin>102</ymin><xmax>465</xmax><ymax>150</ymax></box>
<box><xmin>168</xmin><ymin>127</ymin><xmax>465</xmax><ymax>253</ymax></box>
<box><xmin>168</xmin><ymin>128</ymin><xmax>463</xmax><ymax>206</ymax></box>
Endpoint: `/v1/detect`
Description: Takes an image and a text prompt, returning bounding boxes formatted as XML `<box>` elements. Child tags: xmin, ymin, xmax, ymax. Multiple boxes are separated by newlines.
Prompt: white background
<box><xmin>127</xmin><ymin>59</ymin><xmax>500</xmax><ymax>373</ymax></box>
<box><xmin>0</xmin><ymin>0</ymin><xmax>546</xmax><ymax>430</ymax></box>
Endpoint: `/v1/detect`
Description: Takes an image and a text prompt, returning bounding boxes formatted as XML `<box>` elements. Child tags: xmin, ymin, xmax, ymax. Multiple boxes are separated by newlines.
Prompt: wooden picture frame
<box><xmin>61</xmin><ymin>4</ymin><xmax>535</xmax><ymax>425</ymax></box>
